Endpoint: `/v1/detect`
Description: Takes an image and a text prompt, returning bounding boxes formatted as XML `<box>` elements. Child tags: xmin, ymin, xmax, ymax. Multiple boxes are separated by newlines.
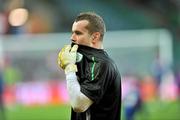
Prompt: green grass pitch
<box><xmin>5</xmin><ymin>104</ymin><xmax>71</xmax><ymax>120</ymax></box>
<box><xmin>4</xmin><ymin>101</ymin><xmax>180</xmax><ymax>120</ymax></box>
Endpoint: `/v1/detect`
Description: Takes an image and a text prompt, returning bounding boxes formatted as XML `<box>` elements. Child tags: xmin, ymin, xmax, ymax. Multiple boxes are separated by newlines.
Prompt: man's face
<box><xmin>71</xmin><ymin>20</ymin><xmax>93</xmax><ymax>47</ymax></box>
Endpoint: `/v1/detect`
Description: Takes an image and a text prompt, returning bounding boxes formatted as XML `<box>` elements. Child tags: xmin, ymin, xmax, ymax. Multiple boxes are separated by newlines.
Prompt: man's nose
<box><xmin>71</xmin><ymin>33</ymin><xmax>75</xmax><ymax>40</ymax></box>
<box><xmin>71</xmin><ymin>34</ymin><xmax>77</xmax><ymax>42</ymax></box>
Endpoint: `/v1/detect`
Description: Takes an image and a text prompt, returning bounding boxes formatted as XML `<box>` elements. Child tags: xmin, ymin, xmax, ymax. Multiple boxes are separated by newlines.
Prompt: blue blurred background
<box><xmin>0</xmin><ymin>0</ymin><xmax>180</xmax><ymax>120</ymax></box>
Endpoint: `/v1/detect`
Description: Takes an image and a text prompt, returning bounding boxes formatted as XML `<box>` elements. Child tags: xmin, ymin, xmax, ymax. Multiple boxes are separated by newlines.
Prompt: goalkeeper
<box><xmin>58</xmin><ymin>12</ymin><xmax>121</xmax><ymax>120</ymax></box>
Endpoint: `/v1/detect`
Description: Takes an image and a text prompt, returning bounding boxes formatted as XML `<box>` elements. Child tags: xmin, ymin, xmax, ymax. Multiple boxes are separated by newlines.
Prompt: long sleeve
<box><xmin>66</xmin><ymin>72</ymin><xmax>93</xmax><ymax>112</ymax></box>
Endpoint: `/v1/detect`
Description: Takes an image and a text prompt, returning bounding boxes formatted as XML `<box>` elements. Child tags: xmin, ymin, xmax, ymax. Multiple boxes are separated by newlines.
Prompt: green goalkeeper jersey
<box><xmin>71</xmin><ymin>44</ymin><xmax>121</xmax><ymax>120</ymax></box>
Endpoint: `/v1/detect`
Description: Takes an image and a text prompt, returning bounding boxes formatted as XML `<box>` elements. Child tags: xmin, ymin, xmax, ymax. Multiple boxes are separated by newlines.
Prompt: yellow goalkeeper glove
<box><xmin>57</xmin><ymin>44</ymin><xmax>78</xmax><ymax>74</ymax></box>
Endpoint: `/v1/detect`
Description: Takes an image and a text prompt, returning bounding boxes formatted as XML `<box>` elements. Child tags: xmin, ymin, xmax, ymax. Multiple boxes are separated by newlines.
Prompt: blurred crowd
<box><xmin>0</xmin><ymin>0</ymin><xmax>58</xmax><ymax>35</ymax></box>
<box><xmin>122</xmin><ymin>72</ymin><xmax>179</xmax><ymax>120</ymax></box>
<box><xmin>0</xmin><ymin>0</ymin><xmax>180</xmax><ymax>35</ymax></box>
<box><xmin>122</xmin><ymin>53</ymin><xmax>180</xmax><ymax>120</ymax></box>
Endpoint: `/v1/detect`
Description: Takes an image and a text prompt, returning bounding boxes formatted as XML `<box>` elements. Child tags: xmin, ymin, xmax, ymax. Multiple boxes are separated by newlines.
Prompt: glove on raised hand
<box><xmin>57</xmin><ymin>44</ymin><xmax>78</xmax><ymax>74</ymax></box>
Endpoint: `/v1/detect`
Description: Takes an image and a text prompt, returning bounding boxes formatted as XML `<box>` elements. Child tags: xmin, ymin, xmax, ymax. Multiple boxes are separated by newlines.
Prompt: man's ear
<box><xmin>92</xmin><ymin>32</ymin><xmax>101</xmax><ymax>43</ymax></box>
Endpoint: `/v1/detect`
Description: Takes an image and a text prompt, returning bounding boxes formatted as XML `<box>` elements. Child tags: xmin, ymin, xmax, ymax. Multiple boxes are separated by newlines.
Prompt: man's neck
<box><xmin>93</xmin><ymin>42</ymin><xmax>103</xmax><ymax>49</ymax></box>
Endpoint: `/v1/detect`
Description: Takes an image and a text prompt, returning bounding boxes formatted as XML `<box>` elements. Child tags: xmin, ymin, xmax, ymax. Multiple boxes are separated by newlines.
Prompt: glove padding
<box><xmin>57</xmin><ymin>44</ymin><xmax>78</xmax><ymax>74</ymax></box>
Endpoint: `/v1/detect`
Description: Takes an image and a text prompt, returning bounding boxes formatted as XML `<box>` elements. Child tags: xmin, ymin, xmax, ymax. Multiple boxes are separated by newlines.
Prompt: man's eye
<box><xmin>75</xmin><ymin>31</ymin><xmax>82</xmax><ymax>35</ymax></box>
